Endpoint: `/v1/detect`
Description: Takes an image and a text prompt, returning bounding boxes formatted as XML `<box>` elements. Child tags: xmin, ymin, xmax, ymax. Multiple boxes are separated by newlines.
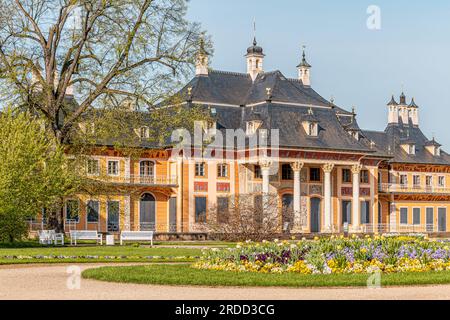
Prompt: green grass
<box><xmin>0</xmin><ymin>246</ymin><xmax>202</xmax><ymax>257</ymax></box>
<box><xmin>82</xmin><ymin>264</ymin><xmax>450</xmax><ymax>287</ymax></box>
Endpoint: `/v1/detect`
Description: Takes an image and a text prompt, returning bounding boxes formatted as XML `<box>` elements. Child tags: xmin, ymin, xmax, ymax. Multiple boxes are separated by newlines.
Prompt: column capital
<box><xmin>259</xmin><ymin>159</ymin><xmax>273</xmax><ymax>169</ymax></box>
<box><xmin>290</xmin><ymin>161</ymin><xmax>304</xmax><ymax>172</ymax></box>
<box><xmin>351</xmin><ymin>163</ymin><xmax>363</xmax><ymax>174</ymax></box>
<box><xmin>322</xmin><ymin>163</ymin><xmax>335</xmax><ymax>173</ymax></box>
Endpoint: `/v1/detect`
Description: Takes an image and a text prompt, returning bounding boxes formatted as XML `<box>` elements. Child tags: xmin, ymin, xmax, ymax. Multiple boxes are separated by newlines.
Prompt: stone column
<box><xmin>351</xmin><ymin>164</ymin><xmax>362</xmax><ymax>232</ymax></box>
<box><xmin>259</xmin><ymin>160</ymin><xmax>273</xmax><ymax>222</ymax></box>
<box><xmin>260</xmin><ymin>160</ymin><xmax>272</xmax><ymax>195</ymax></box>
<box><xmin>124</xmin><ymin>195</ymin><xmax>131</xmax><ymax>231</ymax></box>
<box><xmin>323</xmin><ymin>163</ymin><xmax>335</xmax><ymax>232</ymax></box>
<box><xmin>291</xmin><ymin>161</ymin><xmax>304</xmax><ymax>230</ymax></box>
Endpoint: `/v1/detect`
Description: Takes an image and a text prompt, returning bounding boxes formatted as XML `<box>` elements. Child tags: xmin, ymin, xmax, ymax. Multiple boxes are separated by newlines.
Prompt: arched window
<box><xmin>255</xmin><ymin>59</ymin><xmax>259</xmax><ymax>69</ymax></box>
<box><xmin>140</xmin><ymin>161</ymin><xmax>154</xmax><ymax>177</ymax></box>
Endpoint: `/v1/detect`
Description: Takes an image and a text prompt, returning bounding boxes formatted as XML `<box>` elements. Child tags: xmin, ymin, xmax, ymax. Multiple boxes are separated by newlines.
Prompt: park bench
<box><xmin>38</xmin><ymin>230</ymin><xmax>64</xmax><ymax>246</ymax></box>
<box><xmin>120</xmin><ymin>231</ymin><xmax>154</xmax><ymax>246</ymax></box>
<box><xmin>70</xmin><ymin>230</ymin><xmax>102</xmax><ymax>245</ymax></box>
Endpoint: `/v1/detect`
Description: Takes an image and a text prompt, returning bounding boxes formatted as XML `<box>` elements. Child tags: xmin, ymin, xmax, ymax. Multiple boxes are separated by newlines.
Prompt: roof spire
<box><xmin>253</xmin><ymin>19</ymin><xmax>257</xmax><ymax>45</ymax></box>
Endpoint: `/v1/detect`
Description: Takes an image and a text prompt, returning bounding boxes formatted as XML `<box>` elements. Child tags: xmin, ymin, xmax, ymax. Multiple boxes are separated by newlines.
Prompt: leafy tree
<box><xmin>0</xmin><ymin>109</ymin><xmax>79</xmax><ymax>241</ymax></box>
<box><xmin>0</xmin><ymin>0</ymin><xmax>210</xmax><ymax>144</ymax></box>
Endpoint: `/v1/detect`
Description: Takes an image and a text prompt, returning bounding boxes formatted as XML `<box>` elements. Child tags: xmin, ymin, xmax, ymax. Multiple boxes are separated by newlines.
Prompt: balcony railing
<box><xmin>101</xmin><ymin>175</ymin><xmax>178</xmax><ymax>186</ymax></box>
<box><xmin>360</xmin><ymin>223</ymin><xmax>443</xmax><ymax>234</ymax></box>
<box><xmin>378</xmin><ymin>183</ymin><xmax>450</xmax><ymax>194</ymax></box>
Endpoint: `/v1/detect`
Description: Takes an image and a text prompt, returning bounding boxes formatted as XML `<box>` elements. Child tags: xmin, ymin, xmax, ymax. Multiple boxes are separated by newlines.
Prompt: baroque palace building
<box><xmin>41</xmin><ymin>37</ymin><xmax>450</xmax><ymax>237</ymax></box>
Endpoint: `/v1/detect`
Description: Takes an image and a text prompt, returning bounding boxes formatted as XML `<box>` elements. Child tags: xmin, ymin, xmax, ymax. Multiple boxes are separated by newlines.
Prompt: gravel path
<box><xmin>0</xmin><ymin>263</ymin><xmax>449</xmax><ymax>300</ymax></box>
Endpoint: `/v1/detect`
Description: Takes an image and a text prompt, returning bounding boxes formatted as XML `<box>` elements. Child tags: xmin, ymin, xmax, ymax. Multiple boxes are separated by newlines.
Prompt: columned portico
<box><xmin>351</xmin><ymin>164</ymin><xmax>362</xmax><ymax>232</ymax></box>
<box><xmin>291</xmin><ymin>161</ymin><xmax>304</xmax><ymax>231</ymax></box>
<box><xmin>323</xmin><ymin>163</ymin><xmax>334</xmax><ymax>232</ymax></box>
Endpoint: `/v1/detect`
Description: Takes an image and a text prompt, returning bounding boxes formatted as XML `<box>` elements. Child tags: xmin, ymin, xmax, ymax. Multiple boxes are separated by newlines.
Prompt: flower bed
<box><xmin>193</xmin><ymin>236</ymin><xmax>450</xmax><ymax>274</ymax></box>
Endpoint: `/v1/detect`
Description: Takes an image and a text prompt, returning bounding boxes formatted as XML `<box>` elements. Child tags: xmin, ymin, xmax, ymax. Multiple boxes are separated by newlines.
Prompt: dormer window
<box><xmin>425</xmin><ymin>138</ymin><xmax>441</xmax><ymax>156</ymax></box>
<box><xmin>400</xmin><ymin>143</ymin><xmax>415</xmax><ymax>155</ymax></box>
<box><xmin>200</xmin><ymin>120</ymin><xmax>216</xmax><ymax>136</ymax></box>
<box><xmin>302</xmin><ymin>108</ymin><xmax>319</xmax><ymax>137</ymax></box>
<box><xmin>308</xmin><ymin>122</ymin><xmax>318</xmax><ymax>136</ymax></box>
<box><xmin>139</xmin><ymin>126</ymin><xmax>149</xmax><ymax>139</ymax></box>
<box><xmin>246</xmin><ymin>120</ymin><xmax>262</xmax><ymax>135</ymax></box>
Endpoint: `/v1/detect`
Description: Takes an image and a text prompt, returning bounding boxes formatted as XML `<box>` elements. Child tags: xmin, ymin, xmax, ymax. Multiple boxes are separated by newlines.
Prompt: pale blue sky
<box><xmin>187</xmin><ymin>0</ymin><xmax>450</xmax><ymax>147</ymax></box>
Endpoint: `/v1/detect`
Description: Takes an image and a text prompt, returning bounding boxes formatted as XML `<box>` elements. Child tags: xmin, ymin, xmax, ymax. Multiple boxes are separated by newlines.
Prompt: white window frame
<box><xmin>87</xmin><ymin>158</ymin><xmax>100</xmax><ymax>176</ymax></box>
<box><xmin>139</xmin><ymin>160</ymin><xmax>155</xmax><ymax>177</ymax></box>
<box><xmin>438</xmin><ymin>176</ymin><xmax>446</xmax><ymax>187</ymax></box>
<box><xmin>426</xmin><ymin>175</ymin><xmax>433</xmax><ymax>187</ymax></box>
<box><xmin>195</xmin><ymin>162</ymin><xmax>206</xmax><ymax>177</ymax></box>
<box><xmin>413</xmin><ymin>175</ymin><xmax>421</xmax><ymax>187</ymax></box>
<box><xmin>217</xmin><ymin>163</ymin><xmax>228</xmax><ymax>178</ymax></box>
<box><xmin>107</xmin><ymin>160</ymin><xmax>120</xmax><ymax>176</ymax></box>
<box><xmin>399</xmin><ymin>174</ymin><xmax>408</xmax><ymax>187</ymax></box>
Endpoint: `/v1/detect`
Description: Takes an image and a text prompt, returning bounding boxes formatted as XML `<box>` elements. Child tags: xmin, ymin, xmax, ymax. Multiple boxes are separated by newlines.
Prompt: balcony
<box><xmin>378</xmin><ymin>183</ymin><xmax>450</xmax><ymax>194</ymax></box>
<box><xmin>101</xmin><ymin>175</ymin><xmax>178</xmax><ymax>186</ymax></box>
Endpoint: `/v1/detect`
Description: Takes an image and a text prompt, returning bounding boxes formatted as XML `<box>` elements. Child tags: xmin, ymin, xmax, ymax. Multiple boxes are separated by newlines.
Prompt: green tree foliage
<box><xmin>0</xmin><ymin>110</ymin><xmax>79</xmax><ymax>241</ymax></box>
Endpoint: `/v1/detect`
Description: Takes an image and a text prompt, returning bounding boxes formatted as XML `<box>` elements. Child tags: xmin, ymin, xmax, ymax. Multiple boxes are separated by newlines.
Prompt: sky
<box><xmin>186</xmin><ymin>0</ymin><xmax>450</xmax><ymax>147</ymax></box>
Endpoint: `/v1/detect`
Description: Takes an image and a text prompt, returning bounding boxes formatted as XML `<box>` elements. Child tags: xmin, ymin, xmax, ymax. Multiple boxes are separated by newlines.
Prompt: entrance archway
<box><xmin>310</xmin><ymin>197</ymin><xmax>321</xmax><ymax>233</ymax></box>
<box><xmin>140</xmin><ymin>193</ymin><xmax>156</xmax><ymax>231</ymax></box>
<box><xmin>281</xmin><ymin>194</ymin><xmax>293</xmax><ymax>233</ymax></box>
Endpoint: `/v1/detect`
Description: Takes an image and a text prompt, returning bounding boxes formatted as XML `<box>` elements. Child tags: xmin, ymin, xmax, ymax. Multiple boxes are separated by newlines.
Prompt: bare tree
<box><xmin>0</xmin><ymin>0</ymin><xmax>209</xmax><ymax>143</ymax></box>
<box><xmin>206</xmin><ymin>193</ymin><xmax>292</xmax><ymax>242</ymax></box>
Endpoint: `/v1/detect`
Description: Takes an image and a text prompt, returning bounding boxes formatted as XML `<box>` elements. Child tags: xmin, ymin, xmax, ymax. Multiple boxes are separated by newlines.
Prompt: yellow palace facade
<box><xmin>36</xmin><ymin>39</ymin><xmax>450</xmax><ymax>237</ymax></box>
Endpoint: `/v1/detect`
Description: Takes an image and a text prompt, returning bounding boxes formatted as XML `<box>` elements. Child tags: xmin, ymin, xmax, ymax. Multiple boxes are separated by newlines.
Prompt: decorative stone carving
<box><xmin>259</xmin><ymin>159</ymin><xmax>273</xmax><ymax>169</ymax></box>
<box><xmin>323</xmin><ymin>163</ymin><xmax>335</xmax><ymax>173</ymax></box>
<box><xmin>309</xmin><ymin>184</ymin><xmax>323</xmax><ymax>195</ymax></box>
<box><xmin>290</xmin><ymin>161</ymin><xmax>304</xmax><ymax>172</ymax></box>
<box><xmin>351</xmin><ymin>163</ymin><xmax>363</xmax><ymax>174</ymax></box>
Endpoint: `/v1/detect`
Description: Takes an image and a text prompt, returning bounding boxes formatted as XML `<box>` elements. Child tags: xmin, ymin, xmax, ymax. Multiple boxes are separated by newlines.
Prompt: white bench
<box><xmin>38</xmin><ymin>230</ymin><xmax>64</xmax><ymax>246</ymax></box>
<box><xmin>70</xmin><ymin>230</ymin><xmax>102</xmax><ymax>245</ymax></box>
<box><xmin>120</xmin><ymin>231</ymin><xmax>154</xmax><ymax>246</ymax></box>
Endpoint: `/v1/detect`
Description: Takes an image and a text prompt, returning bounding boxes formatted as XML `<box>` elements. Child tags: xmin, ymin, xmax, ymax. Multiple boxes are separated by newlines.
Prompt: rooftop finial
<box><xmin>253</xmin><ymin>19</ymin><xmax>257</xmax><ymax>45</ymax></box>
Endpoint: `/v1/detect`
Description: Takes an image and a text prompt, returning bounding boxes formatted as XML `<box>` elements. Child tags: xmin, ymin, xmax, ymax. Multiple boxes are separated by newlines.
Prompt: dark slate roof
<box><xmin>246</xmin><ymin>38</ymin><xmax>264</xmax><ymax>56</ymax></box>
<box><xmin>177</xmin><ymin>70</ymin><xmax>332</xmax><ymax>107</ymax></box>
<box><xmin>409</xmin><ymin>98</ymin><xmax>419</xmax><ymax>108</ymax></box>
<box><xmin>387</xmin><ymin>95</ymin><xmax>398</xmax><ymax>106</ymax></box>
<box><xmin>363</xmin><ymin>123</ymin><xmax>450</xmax><ymax>165</ymax></box>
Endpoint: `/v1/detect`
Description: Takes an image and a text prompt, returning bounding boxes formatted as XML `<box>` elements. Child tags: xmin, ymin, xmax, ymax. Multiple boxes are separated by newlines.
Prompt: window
<box><xmin>438</xmin><ymin>176</ymin><xmax>445</xmax><ymax>187</ymax></box>
<box><xmin>65</xmin><ymin>200</ymin><xmax>79</xmax><ymax>222</ymax></box>
<box><xmin>308</xmin><ymin>122</ymin><xmax>318</xmax><ymax>136</ymax></box>
<box><xmin>360</xmin><ymin>170</ymin><xmax>369</xmax><ymax>184</ymax></box>
<box><xmin>217</xmin><ymin>164</ymin><xmax>228</xmax><ymax>178</ymax></box>
<box><xmin>400</xmin><ymin>208</ymin><xmax>408</xmax><ymax>224</ymax></box>
<box><xmin>408</xmin><ymin>144</ymin><xmax>415</xmax><ymax>155</ymax></box>
<box><xmin>217</xmin><ymin>197</ymin><xmax>229</xmax><ymax>224</ymax></box>
<box><xmin>254</xmin><ymin>165</ymin><xmax>262</xmax><ymax>179</ymax></box>
<box><xmin>361</xmin><ymin>201</ymin><xmax>370</xmax><ymax>224</ymax></box>
<box><xmin>107</xmin><ymin>160</ymin><xmax>119</xmax><ymax>176</ymax></box>
<box><xmin>426</xmin><ymin>176</ymin><xmax>433</xmax><ymax>187</ymax></box>
<box><xmin>87</xmin><ymin>200</ymin><xmax>99</xmax><ymax>223</ymax></box>
<box><xmin>342</xmin><ymin>201</ymin><xmax>352</xmax><ymax>224</ymax></box>
<box><xmin>107</xmin><ymin>201</ymin><xmax>120</xmax><ymax>232</ymax></box>
<box><xmin>281</xmin><ymin>164</ymin><xmax>293</xmax><ymax>180</ymax></box>
<box><xmin>140</xmin><ymin>161</ymin><xmax>154</xmax><ymax>177</ymax></box>
<box><xmin>87</xmin><ymin>159</ymin><xmax>99</xmax><ymax>175</ymax></box>
<box><xmin>342</xmin><ymin>169</ymin><xmax>352</xmax><ymax>183</ymax></box>
<box><xmin>139</xmin><ymin>126</ymin><xmax>149</xmax><ymax>139</ymax></box>
<box><xmin>400</xmin><ymin>174</ymin><xmax>408</xmax><ymax>186</ymax></box>
<box><xmin>195</xmin><ymin>197</ymin><xmax>207</xmax><ymax>223</ymax></box>
<box><xmin>246</xmin><ymin>121</ymin><xmax>262</xmax><ymax>135</ymax></box>
<box><xmin>413</xmin><ymin>175</ymin><xmax>421</xmax><ymax>187</ymax></box>
<box><xmin>195</xmin><ymin>162</ymin><xmax>206</xmax><ymax>177</ymax></box>
<box><xmin>413</xmin><ymin>208</ymin><xmax>421</xmax><ymax>225</ymax></box>
<box><xmin>310</xmin><ymin>168</ymin><xmax>321</xmax><ymax>182</ymax></box>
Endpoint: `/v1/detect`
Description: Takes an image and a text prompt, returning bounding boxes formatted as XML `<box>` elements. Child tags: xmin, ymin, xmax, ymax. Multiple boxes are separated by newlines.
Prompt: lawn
<box><xmin>0</xmin><ymin>244</ymin><xmax>203</xmax><ymax>264</ymax></box>
<box><xmin>82</xmin><ymin>264</ymin><xmax>450</xmax><ymax>287</ymax></box>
